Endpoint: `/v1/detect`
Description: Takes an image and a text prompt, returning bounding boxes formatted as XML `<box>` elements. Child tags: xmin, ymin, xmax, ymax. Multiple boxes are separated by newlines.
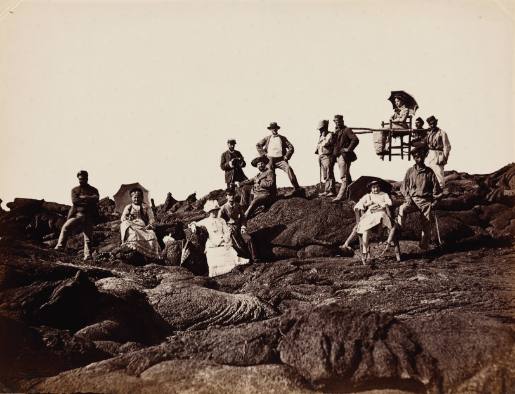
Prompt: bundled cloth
<box><xmin>120</xmin><ymin>203</ymin><xmax>161</xmax><ymax>259</ymax></box>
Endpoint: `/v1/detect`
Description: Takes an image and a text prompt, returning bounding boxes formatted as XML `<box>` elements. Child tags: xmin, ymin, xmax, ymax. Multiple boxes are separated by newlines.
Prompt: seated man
<box><xmin>120</xmin><ymin>187</ymin><xmax>162</xmax><ymax>260</ymax></box>
<box><xmin>55</xmin><ymin>170</ymin><xmax>99</xmax><ymax>260</ymax></box>
<box><xmin>239</xmin><ymin>156</ymin><xmax>277</xmax><ymax>219</ymax></box>
<box><xmin>386</xmin><ymin>143</ymin><xmax>442</xmax><ymax>253</ymax></box>
<box><xmin>218</xmin><ymin>189</ymin><xmax>258</xmax><ymax>262</ymax></box>
<box><xmin>189</xmin><ymin>200</ymin><xmax>248</xmax><ymax>277</ymax></box>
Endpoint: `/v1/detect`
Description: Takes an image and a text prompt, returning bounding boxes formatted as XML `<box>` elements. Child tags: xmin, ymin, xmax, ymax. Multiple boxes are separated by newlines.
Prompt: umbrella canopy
<box><xmin>388</xmin><ymin>90</ymin><xmax>418</xmax><ymax>112</ymax></box>
<box><xmin>113</xmin><ymin>182</ymin><xmax>150</xmax><ymax>214</ymax></box>
<box><xmin>347</xmin><ymin>176</ymin><xmax>393</xmax><ymax>203</ymax></box>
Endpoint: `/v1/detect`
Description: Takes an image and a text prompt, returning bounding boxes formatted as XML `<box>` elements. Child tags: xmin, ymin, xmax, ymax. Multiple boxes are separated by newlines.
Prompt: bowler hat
<box><xmin>415</xmin><ymin>117</ymin><xmax>424</xmax><ymax>124</ymax></box>
<box><xmin>227</xmin><ymin>139</ymin><xmax>236</xmax><ymax>144</ymax></box>
<box><xmin>267</xmin><ymin>122</ymin><xmax>280</xmax><ymax>130</ymax></box>
<box><xmin>410</xmin><ymin>142</ymin><xmax>428</xmax><ymax>156</ymax></box>
<box><xmin>317</xmin><ymin>120</ymin><xmax>329</xmax><ymax>130</ymax></box>
<box><xmin>251</xmin><ymin>156</ymin><xmax>270</xmax><ymax>167</ymax></box>
<box><xmin>334</xmin><ymin>114</ymin><xmax>344</xmax><ymax>121</ymax></box>
<box><xmin>426</xmin><ymin>115</ymin><xmax>438</xmax><ymax>124</ymax></box>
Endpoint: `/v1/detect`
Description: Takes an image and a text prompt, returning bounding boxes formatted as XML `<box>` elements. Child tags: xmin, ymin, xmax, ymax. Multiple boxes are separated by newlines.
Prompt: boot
<box><xmin>332</xmin><ymin>182</ymin><xmax>347</xmax><ymax>201</ymax></box>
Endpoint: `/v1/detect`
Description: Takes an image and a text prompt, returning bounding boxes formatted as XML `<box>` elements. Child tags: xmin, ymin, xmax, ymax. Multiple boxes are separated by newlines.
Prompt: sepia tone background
<box><xmin>0</xmin><ymin>0</ymin><xmax>513</xmax><ymax>206</ymax></box>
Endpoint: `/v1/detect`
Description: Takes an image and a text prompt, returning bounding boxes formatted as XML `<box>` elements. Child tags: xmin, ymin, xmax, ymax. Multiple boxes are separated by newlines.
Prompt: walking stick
<box><xmin>434</xmin><ymin>211</ymin><xmax>442</xmax><ymax>247</ymax></box>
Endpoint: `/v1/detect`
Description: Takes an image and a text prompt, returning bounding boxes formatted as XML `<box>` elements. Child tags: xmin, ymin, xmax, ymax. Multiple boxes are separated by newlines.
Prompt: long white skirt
<box><xmin>206</xmin><ymin>245</ymin><xmax>249</xmax><ymax>277</ymax></box>
<box><xmin>356</xmin><ymin>210</ymin><xmax>392</xmax><ymax>234</ymax></box>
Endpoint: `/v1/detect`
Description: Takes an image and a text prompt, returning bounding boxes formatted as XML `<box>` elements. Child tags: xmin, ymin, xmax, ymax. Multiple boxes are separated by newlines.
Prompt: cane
<box><xmin>434</xmin><ymin>211</ymin><xmax>442</xmax><ymax>247</ymax></box>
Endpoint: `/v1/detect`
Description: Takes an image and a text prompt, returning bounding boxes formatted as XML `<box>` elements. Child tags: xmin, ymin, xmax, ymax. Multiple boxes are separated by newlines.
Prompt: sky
<box><xmin>0</xmin><ymin>0</ymin><xmax>514</xmax><ymax>206</ymax></box>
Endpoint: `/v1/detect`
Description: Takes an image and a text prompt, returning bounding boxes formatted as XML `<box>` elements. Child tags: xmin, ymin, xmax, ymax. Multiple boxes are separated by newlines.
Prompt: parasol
<box><xmin>388</xmin><ymin>90</ymin><xmax>418</xmax><ymax>113</ymax></box>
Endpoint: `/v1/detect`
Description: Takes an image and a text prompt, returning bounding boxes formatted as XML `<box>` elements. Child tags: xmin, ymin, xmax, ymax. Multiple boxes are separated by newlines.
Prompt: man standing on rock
<box><xmin>54</xmin><ymin>170</ymin><xmax>99</xmax><ymax>260</ymax></box>
<box><xmin>239</xmin><ymin>156</ymin><xmax>277</xmax><ymax>219</ymax></box>
<box><xmin>412</xmin><ymin>117</ymin><xmax>427</xmax><ymax>143</ymax></box>
<box><xmin>315</xmin><ymin>119</ymin><xmax>335</xmax><ymax>197</ymax></box>
<box><xmin>256</xmin><ymin>122</ymin><xmax>304</xmax><ymax>197</ymax></box>
<box><xmin>332</xmin><ymin>115</ymin><xmax>359</xmax><ymax>201</ymax></box>
<box><xmin>219</xmin><ymin>189</ymin><xmax>258</xmax><ymax>262</ymax></box>
<box><xmin>386</xmin><ymin>144</ymin><xmax>442</xmax><ymax>252</ymax></box>
<box><xmin>220</xmin><ymin>139</ymin><xmax>248</xmax><ymax>190</ymax></box>
<box><xmin>425</xmin><ymin>115</ymin><xmax>451</xmax><ymax>188</ymax></box>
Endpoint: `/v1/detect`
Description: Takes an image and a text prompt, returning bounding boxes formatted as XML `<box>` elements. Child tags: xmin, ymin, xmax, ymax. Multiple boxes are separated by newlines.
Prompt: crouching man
<box><xmin>239</xmin><ymin>156</ymin><xmax>277</xmax><ymax>219</ymax></box>
<box><xmin>219</xmin><ymin>189</ymin><xmax>258</xmax><ymax>262</ymax></box>
<box><xmin>386</xmin><ymin>144</ymin><xmax>442</xmax><ymax>253</ymax></box>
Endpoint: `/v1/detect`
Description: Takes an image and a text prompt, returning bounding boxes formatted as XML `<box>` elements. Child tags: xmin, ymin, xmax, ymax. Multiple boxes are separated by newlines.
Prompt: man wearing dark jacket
<box><xmin>256</xmin><ymin>122</ymin><xmax>303</xmax><ymax>195</ymax></box>
<box><xmin>332</xmin><ymin>115</ymin><xmax>359</xmax><ymax>201</ymax></box>
<box><xmin>55</xmin><ymin>170</ymin><xmax>99</xmax><ymax>260</ymax></box>
<box><xmin>240</xmin><ymin>156</ymin><xmax>277</xmax><ymax>219</ymax></box>
<box><xmin>220</xmin><ymin>139</ymin><xmax>247</xmax><ymax>190</ymax></box>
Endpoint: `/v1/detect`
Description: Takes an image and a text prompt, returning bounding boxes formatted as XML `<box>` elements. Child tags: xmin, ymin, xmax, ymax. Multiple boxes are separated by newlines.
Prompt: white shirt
<box><xmin>267</xmin><ymin>135</ymin><xmax>283</xmax><ymax>158</ymax></box>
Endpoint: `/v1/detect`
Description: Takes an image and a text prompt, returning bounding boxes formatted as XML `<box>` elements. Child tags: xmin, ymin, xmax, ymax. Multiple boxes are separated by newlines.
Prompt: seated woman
<box><xmin>390</xmin><ymin>96</ymin><xmax>410</xmax><ymax>130</ymax></box>
<box><xmin>188</xmin><ymin>200</ymin><xmax>248</xmax><ymax>277</ymax></box>
<box><xmin>376</xmin><ymin>95</ymin><xmax>411</xmax><ymax>155</ymax></box>
<box><xmin>354</xmin><ymin>180</ymin><xmax>393</xmax><ymax>262</ymax></box>
<box><xmin>120</xmin><ymin>187</ymin><xmax>161</xmax><ymax>260</ymax></box>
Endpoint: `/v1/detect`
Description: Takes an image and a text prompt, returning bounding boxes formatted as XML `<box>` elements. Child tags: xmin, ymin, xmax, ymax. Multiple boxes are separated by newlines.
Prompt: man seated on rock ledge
<box><xmin>54</xmin><ymin>170</ymin><xmax>99</xmax><ymax>260</ymax></box>
<box><xmin>386</xmin><ymin>143</ymin><xmax>442</xmax><ymax>253</ymax></box>
<box><xmin>218</xmin><ymin>189</ymin><xmax>258</xmax><ymax>262</ymax></box>
<box><xmin>239</xmin><ymin>156</ymin><xmax>277</xmax><ymax>219</ymax></box>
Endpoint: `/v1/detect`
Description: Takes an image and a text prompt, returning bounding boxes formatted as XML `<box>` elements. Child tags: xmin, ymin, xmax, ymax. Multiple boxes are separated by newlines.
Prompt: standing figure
<box><xmin>315</xmin><ymin>120</ymin><xmax>335</xmax><ymax>197</ymax></box>
<box><xmin>120</xmin><ymin>187</ymin><xmax>161</xmax><ymax>260</ymax></box>
<box><xmin>218</xmin><ymin>189</ymin><xmax>258</xmax><ymax>262</ymax></box>
<box><xmin>425</xmin><ymin>115</ymin><xmax>451</xmax><ymax>188</ymax></box>
<box><xmin>189</xmin><ymin>200</ymin><xmax>248</xmax><ymax>277</ymax></box>
<box><xmin>239</xmin><ymin>156</ymin><xmax>277</xmax><ymax>219</ymax></box>
<box><xmin>220</xmin><ymin>139</ymin><xmax>248</xmax><ymax>190</ymax></box>
<box><xmin>54</xmin><ymin>170</ymin><xmax>99</xmax><ymax>260</ymax></box>
<box><xmin>332</xmin><ymin>115</ymin><xmax>359</xmax><ymax>201</ymax></box>
<box><xmin>412</xmin><ymin>117</ymin><xmax>427</xmax><ymax>143</ymax></box>
<box><xmin>256</xmin><ymin>122</ymin><xmax>303</xmax><ymax>196</ymax></box>
<box><xmin>388</xmin><ymin>144</ymin><xmax>442</xmax><ymax>251</ymax></box>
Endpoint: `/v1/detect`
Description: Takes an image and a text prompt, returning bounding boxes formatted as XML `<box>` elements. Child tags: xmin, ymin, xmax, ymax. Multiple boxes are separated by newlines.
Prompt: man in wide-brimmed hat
<box><xmin>256</xmin><ymin>122</ymin><xmax>304</xmax><ymax>196</ymax></box>
<box><xmin>386</xmin><ymin>143</ymin><xmax>442</xmax><ymax>252</ymax></box>
<box><xmin>315</xmin><ymin>119</ymin><xmax>336</xmax><ymax>197</ymax></box>
<box><xmin>424</xmin><ymin>115</ymin><xmax>451</xmax><ymax>188</ymax></box>
<box><xmin>220</xmin><ymin>138</ymin><xmax>248</xmax><ymax>190</ymax></box>
<box><xmin>239</xmin><ymin>155</ymin><xmax>277</xmax><ymax>218</ymax></box>
<box><xmin>54</xmin><ymin>170</ymin><xmax>99</xmax><ymax>260</ymax></box>
<box><xmin>332</xmin><ymin>115</ymin><xmax>359</xmax><ymax>201</ymax></box>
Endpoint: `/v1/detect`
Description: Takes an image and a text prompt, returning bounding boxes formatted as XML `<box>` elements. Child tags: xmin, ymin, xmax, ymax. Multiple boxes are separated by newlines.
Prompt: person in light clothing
<box><xmin>120</xmin><ymin>187</ymin><xmax>161</xmax><ymax>259</ymax></box>
<box><xmin>424</xmin><ymin>115</ymin><xmax>451</xmax><ymax>188</ymax></box>
<box><xmin>189</xmin><ymin>200</ymin><xmax>248</xmax><ymax>277</ymax></box>
<box><xmin>315</xmin><ymin>119</ymin><xmax>335</xmax><ymax>196</ymax></box>
<box><xmin>256</xmin><ymin>122</ymin><xmax>303</xmax><ymax>195</ymax></box>
<box><xmin>354</xmin><ymin>180</ymin><xmax>393</xmax><ymax>261</ymax></box>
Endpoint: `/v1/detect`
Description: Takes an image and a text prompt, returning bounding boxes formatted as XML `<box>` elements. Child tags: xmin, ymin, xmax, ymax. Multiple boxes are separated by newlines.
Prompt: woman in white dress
<box><xmin>355</xmin><ymin>180</ymin><xmax>393</xmax><ymax>261</ymax></box>
<box><xmin>120</xmin><ymin>188</ymin><xmax>161</xmax><ymax>259</ymax></box>
<box><xmin>188</xmin><ymin>200</ymin><xmax>248</xmax><ymax>277</ymax></box>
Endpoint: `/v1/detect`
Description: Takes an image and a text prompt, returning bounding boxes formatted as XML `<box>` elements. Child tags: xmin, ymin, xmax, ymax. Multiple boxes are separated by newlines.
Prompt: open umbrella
<box><xmin>347</xmin><ymin>176</ymin><xmax>393</xmax><ymax>203</ymax></box>
<box><xmin>388</xmin><ymin>90</ymin><xmax>418</xmax><ymax>112</ymax></box>
<box><xmin>113</xmin><ymin>182</ymin><xmax>149</xmax><ymax>214</ymax></box>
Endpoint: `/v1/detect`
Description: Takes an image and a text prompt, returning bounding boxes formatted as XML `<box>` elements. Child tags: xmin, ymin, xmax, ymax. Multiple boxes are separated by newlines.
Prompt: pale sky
<box><xmin>0</xmin><ymin>0</ymin><xmax>514</xmax><ymax>206</ymax></box>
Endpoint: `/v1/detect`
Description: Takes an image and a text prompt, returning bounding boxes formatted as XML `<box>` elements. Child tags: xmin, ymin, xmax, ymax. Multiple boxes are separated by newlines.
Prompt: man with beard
<box><xmin>239</xmin><ymin>156</ymin><xmax>277</xmax><ymax>219</ymax></box>
<box><xmin>54</xmin><ymin>170</ymin><xmax>99</xmax><ymax>260</ymax></box>
<box><xmin>332</xmin><ymin>115</ymin><xmax>359</xmax><ymax>201</ymax></box>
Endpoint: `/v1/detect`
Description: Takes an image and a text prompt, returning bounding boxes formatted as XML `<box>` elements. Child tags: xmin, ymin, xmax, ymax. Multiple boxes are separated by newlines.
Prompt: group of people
<box><xmin>53</xmin><ymin>104</ymin><xmax>451</xmax><ymax>273</ymax></box>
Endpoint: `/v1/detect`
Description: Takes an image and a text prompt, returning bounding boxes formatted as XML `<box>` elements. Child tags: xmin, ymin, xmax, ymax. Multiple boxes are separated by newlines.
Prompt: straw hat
<box><xmin>203</xmin><ymin>199</ymin><xmax>221</xmax><ymax>213</ymax></box>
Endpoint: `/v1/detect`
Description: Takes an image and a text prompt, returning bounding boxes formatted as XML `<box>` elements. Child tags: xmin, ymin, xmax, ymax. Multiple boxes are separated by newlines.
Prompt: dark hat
<box><xmin>129</xmin><ymin>187</ymin><xmax>143</xmax><ymax>196</ymax></box>
<box><xmin>317</xmin><ymin>120</ymin><xmax>329</xmax><ymax>130</ymax></box>
<box><xmin>251</xmin><ymin>156</ymin><xmax>270</xmax><ymax>167</ymax></box>
<box><xmin>426</xmin><ymin>115</ymin><xmax>438</xmax><ymax>124</ymax></box>
<box><xmin>76</xmin><ymin>170</ymin><xmax>88</xmax><ymax>178</ymax></box>
<box><xmin>267</xmin><ymin>122</ymin><xmax>280</xmax><ymax>130</ymax></box>
<box><xmin>415</xmin><ymin>117</ymin><xmax>424</xmax><ymax>124</ymax></box>
<box><xmin>334</xmin><ymin>114</ymin><xmax>344</xmax><ymax>121</ymax></box>
<box><xmin>367</xmin><ymin>180</ymin><xmax>382</xmax><ymax>190</ymax></box>
<box><xmin>227</xmin><ymin>139</ymin><xmax>236</xmax><ymax>144</ymax></box>
<box><xmin>410</xmin><ymin>142</ymin><xmax>428</xmax><ymax>156</ymax></box>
